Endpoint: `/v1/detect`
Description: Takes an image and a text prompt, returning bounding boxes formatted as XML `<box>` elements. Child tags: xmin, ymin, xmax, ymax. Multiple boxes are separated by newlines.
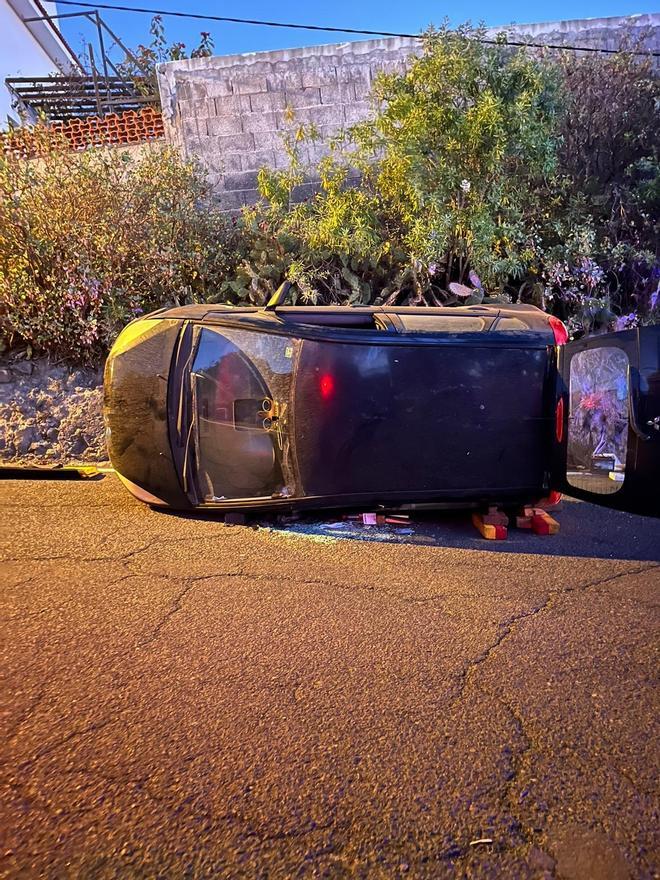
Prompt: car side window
<box><xmin>191</xmin><ymin>328</ymin><xmax>301</xmax><ymax>502</ymax></box>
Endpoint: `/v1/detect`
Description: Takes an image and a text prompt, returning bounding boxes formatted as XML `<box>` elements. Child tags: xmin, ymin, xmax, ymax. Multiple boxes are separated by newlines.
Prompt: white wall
<box><xmin>0</xmin><ymin>0</ymin><xmax>75</xmax><ymax>128</ymax></box>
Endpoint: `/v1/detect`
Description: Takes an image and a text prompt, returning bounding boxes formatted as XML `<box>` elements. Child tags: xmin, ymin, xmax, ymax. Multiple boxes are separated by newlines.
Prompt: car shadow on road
<box><xmin>173</xmin><ymin>498</ymin><xmax>660</xmax><ymax>562</ymax></box>
<box><xmin>269</xmin><ymin>504</ymin><xmax>659</xmax><ymax>561</ymax></box>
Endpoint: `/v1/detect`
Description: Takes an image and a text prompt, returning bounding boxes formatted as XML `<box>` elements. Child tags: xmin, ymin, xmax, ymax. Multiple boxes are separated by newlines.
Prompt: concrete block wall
<box><xmin>157</xmin><ymin>38</ymin><xmax>413</xmax><ymax>209</ymax></box>
<box><xmin>157</xmin><ymin>14</ymin><xmax>659</xmax><ymax>210</ymax></box>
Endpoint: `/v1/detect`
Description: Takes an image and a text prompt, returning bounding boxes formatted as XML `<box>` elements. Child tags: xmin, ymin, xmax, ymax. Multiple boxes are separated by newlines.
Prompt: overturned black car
<box><xmin>104</xmin><ymin>286</ymin><xmax>660</xmax><ymax>518</ymax></box>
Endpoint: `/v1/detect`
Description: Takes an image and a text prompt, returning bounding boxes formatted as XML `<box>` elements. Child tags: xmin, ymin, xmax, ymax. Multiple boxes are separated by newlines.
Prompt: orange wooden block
<box><xmin>472</xmin><ymin>513</ymin><xmax>507</xmax><ymax>540</ymax></box>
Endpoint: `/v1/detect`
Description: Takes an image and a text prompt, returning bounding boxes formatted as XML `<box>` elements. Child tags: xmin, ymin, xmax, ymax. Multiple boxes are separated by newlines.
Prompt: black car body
<box><xmin>104</xmin><ymin>301</ymin><xmax>660</xmax><ymax>518</ymax></box>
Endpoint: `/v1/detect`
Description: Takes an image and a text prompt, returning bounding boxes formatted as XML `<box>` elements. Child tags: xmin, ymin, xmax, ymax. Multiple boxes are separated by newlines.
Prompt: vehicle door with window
<box><xmin>551</xmin><ymin>327</ymin><xmax>660</xmax><ymax>517</ymax></box>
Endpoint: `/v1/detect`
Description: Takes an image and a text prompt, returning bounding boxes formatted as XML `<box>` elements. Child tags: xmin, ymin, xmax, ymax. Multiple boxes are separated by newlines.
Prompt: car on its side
<box><xmin>104</xmin><ymin>285</ymin><xmax>660</xmax><ymax>518</ymax></box>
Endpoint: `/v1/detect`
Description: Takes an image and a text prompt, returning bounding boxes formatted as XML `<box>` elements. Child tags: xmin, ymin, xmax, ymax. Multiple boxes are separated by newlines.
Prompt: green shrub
<box><xmin>240</xmin><ymin>26</ymin><xmax>561</xmax><ymax>306</ymax></box>
<box><xmin>2</xmin><ymin>27</ymin><xmax>657</xmax><ymax>363</ymax></box>
<box><xmin>235</xmin><ymin>27</ymin><xmax>658</xmax><ymax>327</ymax></box>
<box><xmin>0</xmin><ymin>132</ymin><xmax>238</xmax><ymax>361</ymax></box>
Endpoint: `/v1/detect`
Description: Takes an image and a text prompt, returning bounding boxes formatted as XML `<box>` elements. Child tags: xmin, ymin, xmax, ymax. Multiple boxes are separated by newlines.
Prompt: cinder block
<box><xmin>320</xmin><ymin>83</ymin><xmax>357</xmax><ymax>104</ymax></box>
<box><xmin>209</xmin><ymin>132</ymin><xmax>256</xmax><ymax>152</ymax></box>
<box><xmin>336</xmin><ymin>64</ymin><xmax>373</xmax><ymax>85</ymax></box>
<box><xmin>241</xmin><ymin>111</ymin><xmax>282</xmax><ymax>133</ymax></box>
<box><xmin>173</xmin><ymin>80</ymin><xmax>192</xmax><ymax>101</ymax></box>
<box><xmin>266</xmin><ymin>70</ymin><xmax>304</xmax><ymax>91</ymax></box>
<box><xmin>370</xmin><ymin>61</ymin><xmax>397</xmax><ymax>77</ymax></box>
<box><xmin>206</xmin><ymin>115</ymin><xmax>243</xmax><ymax>137</ymax></box>
<box><xmin>182</xmin><ymin>118</ymin><xmax>209</xmax><ymax>139</ymax></box>
<box><xmin>241</xmin><ymin>148</ymin><xmax>279</xmax><ymax>171</ymax></box>
<box><xmin>249</xmin><ymin>91</ymin><xmax>287</xmax><ymax>113</ymax></box>
<box><xmin>343</xmin><ymin>102</ymin><xmax>374</xmax><ymax>125</ymax></box>
<box><xmin>291</xmin><ymin>180</ymin><xmax>322</xmax><ymax>201</ymax></box>
<box><xmin>301</xmin><ymin>67</ymin><xmax>338</xmax><ymax>87</ymax></box>
<box><xmin>178</xmin><ymin>97</ymin><xmax>211</xmax><ymax>117</ymax></box>
<box><xmin>217</xmin><ymin>188</ymin><xmax>261</xmax><ymax>210</ymax></box>
<box><xmin>222</xmin><ymin>170</ymin><xmax>260</xmax><ymax>191</ymax></box>
<box><xmin>353</xmin><ymin>81</ymin><xmax>372</xmax><ymax>101</ymax></box>
<box><xmin>284</xmin><ymin>87</ymin><xmax>322</xmax><ymax>108</ymax></box>
<box><xmin>219</xmin><ymin>152</ymin><xmax>243</xmax><ymax>173</ymax></box>
<box><xmin>295</xmin><ymin>105</ymin><xmax>345</xmax><ymax>127</ymax></box>
<box><xmin>212</xmin><ymin>94</ymin><xmax>251</xmax><ymax>115</ymax></box>
<box><xmin>204</xmin><ymin>79</ymin><xmax>234</xmax><ymax>99</ymax></box>
<box><xmin>232</xmin><ymin>75</ymin><xmax>269</xmax><ymax>95</ymax></box>
<box><xmin>188</xmin><ymin>81</ymin><xmax>209</xmax><ymax>101</ymax></box>
<box><xmin>252</xmin><ymin>130</ymin><xmax>287</xmax><ymax>151</ymax></box>
<box><xmin>304</xmin><ymin>143</ymin><xmax>331</xmax><ymax>165</ymax></box>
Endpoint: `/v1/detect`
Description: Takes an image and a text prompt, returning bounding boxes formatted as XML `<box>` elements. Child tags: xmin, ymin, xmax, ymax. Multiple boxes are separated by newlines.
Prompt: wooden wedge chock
<box><xmin>472</xmin><ymin>512</ymin><xmax>508</xmax><ymax>540</ymax></box>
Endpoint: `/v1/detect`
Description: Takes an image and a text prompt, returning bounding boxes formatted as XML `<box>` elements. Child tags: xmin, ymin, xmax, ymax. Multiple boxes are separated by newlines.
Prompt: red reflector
<box><xmin>555</xmin><ymin>396</ymin><xmax>564</xmax><ymax>443</ymax></box>
<box><xmin>548</xmin><ymin>315</ymin><xmax>569</xmax><ymax>346</ymax></box>
<box><xmin>319</xmin><ymin>374</ymin><xmax>335</xmax><ymax>399</ymax></box>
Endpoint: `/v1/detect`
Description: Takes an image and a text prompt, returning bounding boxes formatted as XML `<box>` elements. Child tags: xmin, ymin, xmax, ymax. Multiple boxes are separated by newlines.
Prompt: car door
<box><xmin>551</xmin><ymin>326</ymin><xmax>660</xmax><ymax>517</ymax></box>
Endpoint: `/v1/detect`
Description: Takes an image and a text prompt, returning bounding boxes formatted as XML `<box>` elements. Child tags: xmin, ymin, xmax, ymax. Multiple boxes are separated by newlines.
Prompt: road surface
<box><xmin>1</xmin><ymin>476</ymin><xmax>659</xmax><ymax>879</ymax></box>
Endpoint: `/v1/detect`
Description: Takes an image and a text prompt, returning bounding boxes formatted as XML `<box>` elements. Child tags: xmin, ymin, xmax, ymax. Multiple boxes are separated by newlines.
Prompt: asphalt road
<box><xmin>1</xmin><ymin>476</ymin><xmax>659</xmax><ymax>880</ymax></box>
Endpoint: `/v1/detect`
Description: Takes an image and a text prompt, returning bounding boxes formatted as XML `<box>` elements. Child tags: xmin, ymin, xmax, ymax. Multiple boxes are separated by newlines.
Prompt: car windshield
<box><xmin>191</xmin><ymin>327</ymin><xmax>300</xmax><ymax>501</ymax></box>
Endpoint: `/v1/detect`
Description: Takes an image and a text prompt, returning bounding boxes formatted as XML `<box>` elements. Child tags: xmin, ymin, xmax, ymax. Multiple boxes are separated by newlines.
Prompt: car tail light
<box><xmin>555</xmin><ymin>396</ymin><xmax>564</xmax><ymax>443</ymax></box>
<box><xmin>319</xmin><ymin>373</ymin><xmax>335</xmax><ymax>399</ymax></box>
<box><xmin>535</xmin><ymin>489</ymin><xmax>563</xmax><ymax>509</ymax></box>
<box><xmin>548</xmin><ymin>315</ymin><xmax>569</xmax><ymax>346</ymax></box>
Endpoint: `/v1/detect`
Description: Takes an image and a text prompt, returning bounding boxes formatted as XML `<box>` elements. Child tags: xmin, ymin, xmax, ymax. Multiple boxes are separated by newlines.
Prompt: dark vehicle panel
<box><xmin>294</xmin><ymin>339</ymin><xmax>550</xmax><ymax>499</ymax></box>
<box><xmin>104</xmin><ymin>318</ymin><xmax>189</xmax><ymax>508</ymax></box>
<box><xmin>105</xmin><ymin>302</ymin><xmax>597</xmax><ymax>513</ymax></box>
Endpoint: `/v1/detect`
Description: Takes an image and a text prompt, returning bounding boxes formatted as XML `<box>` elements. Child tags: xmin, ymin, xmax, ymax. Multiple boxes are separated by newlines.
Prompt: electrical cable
<box><xmin>42</xmin><ymin>0</ymin><xmax>660</xmax><ymax>57</ymax></box>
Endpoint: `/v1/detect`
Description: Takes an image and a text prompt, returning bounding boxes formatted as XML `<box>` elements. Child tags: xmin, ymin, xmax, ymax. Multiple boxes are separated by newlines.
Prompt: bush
<box><xmin>236</xmin><ymin>26</ymin><xmax>561</xmax><ymax>307</ymax></box>
<box><xmin>232</xmin><ymin>27</ymin><xmax>658</xmax><ymax>329</ymax></box>
<box><xmin>540</xmin><ymin>44</ymin><xmax>660</xmax><ymax>332</ymax></box>
<box><xmin>1</xmin><ymin>27</ymin><xmax>657</xmax><ymax>363</ymax></box>
<box><xmin>0</xmin><ymin>131</ymin><xmax>238</xmax><ymax>361</ymax></box>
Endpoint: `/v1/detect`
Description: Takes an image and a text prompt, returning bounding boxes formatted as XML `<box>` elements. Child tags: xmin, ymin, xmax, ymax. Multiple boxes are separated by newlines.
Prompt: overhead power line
<box><xmin>29</xmin><ymin>0</ymin><xmax>660</xmax><ymax>58</ymax></box>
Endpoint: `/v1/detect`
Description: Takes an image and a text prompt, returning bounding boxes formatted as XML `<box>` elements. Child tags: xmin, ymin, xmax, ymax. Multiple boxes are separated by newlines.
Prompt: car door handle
<box><xmin>628</xmin><ymin>365</ymin><xmax>651</xmax><ymax>441</ymax></box>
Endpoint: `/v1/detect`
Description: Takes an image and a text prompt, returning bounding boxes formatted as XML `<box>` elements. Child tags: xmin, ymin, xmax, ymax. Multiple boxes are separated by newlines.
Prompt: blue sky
<box><xmin>59</xmin><ymin>1</ymin><xmax>657</xmax><ymax>68</ymax></box>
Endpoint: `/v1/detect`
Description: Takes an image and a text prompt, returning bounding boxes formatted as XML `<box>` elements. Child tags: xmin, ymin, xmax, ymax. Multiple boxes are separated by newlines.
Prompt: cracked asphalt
<box><xmin>1</xmin><ymin>476</ymin><xmax>659</xmax><ymax>880</ymax></box>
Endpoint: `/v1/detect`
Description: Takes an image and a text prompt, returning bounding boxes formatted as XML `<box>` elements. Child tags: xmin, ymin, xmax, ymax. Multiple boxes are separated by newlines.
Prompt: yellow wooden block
<box><xmin>472</xmin><ymin>513</ymin><xmax>507</xmax><ymax>540</ymax></box>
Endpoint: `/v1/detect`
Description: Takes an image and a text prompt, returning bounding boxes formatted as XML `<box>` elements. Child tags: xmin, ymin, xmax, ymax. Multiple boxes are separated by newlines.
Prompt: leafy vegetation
<box><xmin>117</xmin><ymin>15</ymin><xmax>214</xmax><ymax>100</ymax></box>
<box><xmin>0</xmin><ymin>131</ymin><xmax>237</xmax><ymax>361</ymax></box>
<box><xmin>0</xmin><ymin>25</ymin><xmax>657</xmax><ymax>362</ymax></box>
<box><xmin>234</xmin><ymin>27</ymin><xmax>658</xmax><ymax>332</ymax></box>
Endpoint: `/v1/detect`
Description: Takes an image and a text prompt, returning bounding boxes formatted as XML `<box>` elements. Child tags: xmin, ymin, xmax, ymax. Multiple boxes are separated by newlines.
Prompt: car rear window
<box><xmin>397</xmin><ymin>315</ymin><xmax>488</xmax><ymax>333</ymax></box>
<box><xmin>494</xmin><ymin>317</ymin><xmax>530</xmax><ymax>331</ymax></box>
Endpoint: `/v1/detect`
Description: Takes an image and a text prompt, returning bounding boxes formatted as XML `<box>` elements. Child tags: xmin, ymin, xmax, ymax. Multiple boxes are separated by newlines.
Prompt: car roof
<box><xmin>153</xmin><ymin>302</ymin><xmax>552</xmax><ymax>335</ymax></box>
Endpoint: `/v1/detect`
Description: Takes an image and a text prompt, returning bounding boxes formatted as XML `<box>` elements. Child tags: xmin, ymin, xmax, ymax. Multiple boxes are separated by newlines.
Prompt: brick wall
<box><xmin>156</xmin><ymin>14</ymin><xmax>660</xmax><ymax>210</ymax></box>
<box><xmin>0</xmin><ymin>108</ymin><xmax>164</xmax><ymax>158</ymax></box>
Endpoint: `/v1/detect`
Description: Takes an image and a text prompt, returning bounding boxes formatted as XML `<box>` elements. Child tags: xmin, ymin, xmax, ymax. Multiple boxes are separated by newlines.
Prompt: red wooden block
<box><xmin>531</xmin><ymin>512</ymin><xmax>560</xmax><ymax>535</ymax></box>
